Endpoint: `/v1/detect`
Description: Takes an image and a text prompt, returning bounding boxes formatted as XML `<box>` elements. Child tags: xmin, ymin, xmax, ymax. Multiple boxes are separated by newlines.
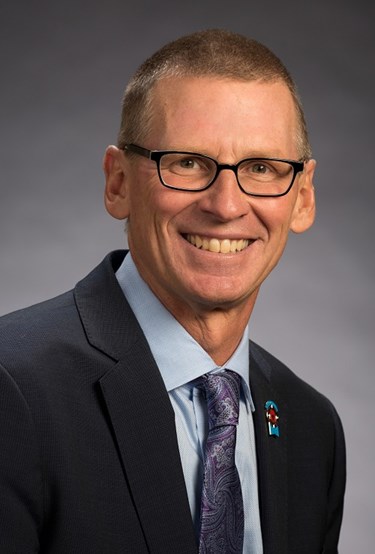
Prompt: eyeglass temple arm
<box><xmin>124</xmin><ymin>144</ymin><xmax>152</xmax><ymax>159</ymax></box>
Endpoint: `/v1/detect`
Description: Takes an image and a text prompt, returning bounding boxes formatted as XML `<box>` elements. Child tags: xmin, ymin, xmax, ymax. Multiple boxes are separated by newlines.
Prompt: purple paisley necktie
<box><xmin>198</xmin><ymin>370</ymin><xmax>244</xmax><ymax>554</ymax></box>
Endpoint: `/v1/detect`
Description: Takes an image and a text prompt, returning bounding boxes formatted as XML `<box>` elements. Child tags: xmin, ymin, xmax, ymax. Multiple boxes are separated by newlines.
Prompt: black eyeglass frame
<box><xmin>124</xmin><ymin>143</ymin><xmax>305</xmax><ymax>198</ymax></box>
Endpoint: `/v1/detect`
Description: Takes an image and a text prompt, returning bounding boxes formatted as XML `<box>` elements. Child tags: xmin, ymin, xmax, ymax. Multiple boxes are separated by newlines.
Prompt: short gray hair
<box><xmin>118</xmin><ymin>29</ymin><xmax>312</xmax><ymax>159</ymax></box>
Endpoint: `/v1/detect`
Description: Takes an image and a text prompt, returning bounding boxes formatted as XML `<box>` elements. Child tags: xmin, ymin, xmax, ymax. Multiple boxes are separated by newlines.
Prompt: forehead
<box><xmin>147</xmin><ymin>76</ymin><xmax>299</xmax><ymax>157</ymax></box>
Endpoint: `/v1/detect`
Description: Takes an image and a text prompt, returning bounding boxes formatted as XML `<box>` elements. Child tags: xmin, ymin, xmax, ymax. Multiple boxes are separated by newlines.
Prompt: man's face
<box><xmin>105</xmin><ymin>77</ymin><xmax>315</xmax><ymax>319</ymax></box>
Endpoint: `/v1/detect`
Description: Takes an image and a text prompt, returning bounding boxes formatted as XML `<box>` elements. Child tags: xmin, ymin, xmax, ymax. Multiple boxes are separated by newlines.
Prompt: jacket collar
<box><xmin>74</xmin><ymin>250</ymin><xmax>139</xmax><ymax>360</ymax></box>
<box><xmin>250</xmin><ymin>342</ymin><xmax>288</xmax><ymax>554</ymax></box>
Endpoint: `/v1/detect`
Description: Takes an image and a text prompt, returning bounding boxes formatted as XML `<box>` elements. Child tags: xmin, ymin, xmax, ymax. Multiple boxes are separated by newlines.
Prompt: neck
<box><xmin>166</xmin><ymin>298</ymin><xmax>257</xmax><ymax>366</ymax></box>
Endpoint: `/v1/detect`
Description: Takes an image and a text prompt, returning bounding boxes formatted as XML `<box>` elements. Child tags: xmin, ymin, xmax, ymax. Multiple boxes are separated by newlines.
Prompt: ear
<box><xmin>290</xmin><ymin>159</ymin><xmax>316</xmax><ymax>234</ymax></box>
<box><xmin>103</xmin><ymin>145</ymin><xmax>130</xmax><ymax>220</ymax></box>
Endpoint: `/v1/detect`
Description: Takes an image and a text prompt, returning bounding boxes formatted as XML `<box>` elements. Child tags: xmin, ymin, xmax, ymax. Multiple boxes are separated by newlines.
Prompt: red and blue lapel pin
<box><xmin>265</xmin><ymin>400</ymin><xmax>280</xmax><ymax>437</ymax></box>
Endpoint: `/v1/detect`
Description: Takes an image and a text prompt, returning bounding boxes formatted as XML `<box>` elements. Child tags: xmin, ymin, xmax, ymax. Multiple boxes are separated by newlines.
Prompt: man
<box><xmin>0</xmin><ymin>30</ymin><xmax>345</xmax><ymax>553</ymax></box>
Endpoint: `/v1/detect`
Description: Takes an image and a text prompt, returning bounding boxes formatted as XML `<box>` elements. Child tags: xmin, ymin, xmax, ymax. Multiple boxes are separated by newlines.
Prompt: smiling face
<box><xmin>104</xmin><ymin>77</ymin><xmax>315</xmax><ymax>321</ymax></box>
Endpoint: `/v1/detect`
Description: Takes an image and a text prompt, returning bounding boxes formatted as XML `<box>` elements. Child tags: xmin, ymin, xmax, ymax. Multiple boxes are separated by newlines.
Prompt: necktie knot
<box><xmin>201</xmin><ymin>370</ymin><xmax>241</xmax><ymax>430</ymax></box>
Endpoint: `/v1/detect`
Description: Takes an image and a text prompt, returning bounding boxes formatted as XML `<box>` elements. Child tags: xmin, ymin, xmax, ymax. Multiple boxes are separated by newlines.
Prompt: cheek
<box><xmin>127</xmin><ymin>179</ymin><xmax>190</xmax><ymax>244</ymax></box>
<box><xmin>252</xmin><ymin>195</ymin><xmax>298</xmax><ymax>238</ymax></box>
<box><xmin>126</xmin><ymin>174</ymin><xmax>159</xmax><ymax>224</ymax></box>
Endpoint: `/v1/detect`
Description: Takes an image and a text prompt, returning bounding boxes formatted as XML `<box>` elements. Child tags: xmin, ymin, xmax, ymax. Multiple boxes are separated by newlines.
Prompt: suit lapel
<box><xmin>75</xmin><ymin>252</ymin><xmax>197</xmax><ymax>554</ymax></box>
<box><xmin>250</xmin><ymin>343</ymin><xmax>288</xmax><ymax>554</ymax></box>
<box><xmin>99</xmin><ymin>345</ymin><xmax>197</xmax><ymax>553</ymax></box>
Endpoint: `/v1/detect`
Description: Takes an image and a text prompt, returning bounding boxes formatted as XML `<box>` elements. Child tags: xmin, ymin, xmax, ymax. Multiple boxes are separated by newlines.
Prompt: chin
<box><xmin>183</xmin><ymin>279</ymin><xmax>257</xmax><ymax>311</ymax></box>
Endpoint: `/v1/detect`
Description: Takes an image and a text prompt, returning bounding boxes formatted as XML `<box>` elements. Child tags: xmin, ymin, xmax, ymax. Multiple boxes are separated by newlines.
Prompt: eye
<box><xmin>240</xmin><ymin>160</ymin><xmax>273</xmax><ymax>176</ymax></box>
<box><xmin>250</xmin><ymin>162</ymin><xmax>271</xmax><ymax>174</ymax></box>
<box><xmin>163</xmin><ymin>154</ymin><xmax>212</xmax><ymax>175</ymax></box>
<box><xmin>178</xmin><ymin>157</ymin><xmax>201</xmax><ymax>170</ymax></box>
<box><xmin>239</xmin><ymin>159</ymin><xmax>285</xmax><ymax>181</ymax></box>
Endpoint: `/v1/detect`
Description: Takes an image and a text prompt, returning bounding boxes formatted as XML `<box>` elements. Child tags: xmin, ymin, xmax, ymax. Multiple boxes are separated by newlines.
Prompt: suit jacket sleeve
<box><xmin>322</xmin><ymin>402</ymin><xmax>346</xmax><ymax>554</ymax></box>
<box><xmin>0</xmin><ymin>362</ymin><xmax>42</xmax><ymax>552</ymax></box>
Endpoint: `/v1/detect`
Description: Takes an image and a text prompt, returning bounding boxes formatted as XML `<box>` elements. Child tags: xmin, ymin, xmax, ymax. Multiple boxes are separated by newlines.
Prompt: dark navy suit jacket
<box><xmin>0</xmin><ymin>251</ymin><xmax>345</xmax><ymax>553</ymax></box>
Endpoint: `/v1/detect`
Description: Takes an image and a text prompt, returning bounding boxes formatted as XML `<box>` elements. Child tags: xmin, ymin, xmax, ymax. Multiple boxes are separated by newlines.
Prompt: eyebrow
<box><xmin>163</xmin><ymin>147</ymin><xmax>291</xmax><ymax>160</ymax></box>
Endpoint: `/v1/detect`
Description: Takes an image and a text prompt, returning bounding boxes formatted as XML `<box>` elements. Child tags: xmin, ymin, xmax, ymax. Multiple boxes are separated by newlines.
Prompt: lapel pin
<box><xmin>265</xmin><ymin>400</ymin><xmax>280</xmax><ymax>437</ymax></box>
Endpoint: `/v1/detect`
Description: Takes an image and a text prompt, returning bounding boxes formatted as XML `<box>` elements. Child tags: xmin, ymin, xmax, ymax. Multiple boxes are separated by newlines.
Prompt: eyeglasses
<box><xmin>124</xmin><ymin>143</ymin><xmax>305</xmax><ymax>197</ymax></box>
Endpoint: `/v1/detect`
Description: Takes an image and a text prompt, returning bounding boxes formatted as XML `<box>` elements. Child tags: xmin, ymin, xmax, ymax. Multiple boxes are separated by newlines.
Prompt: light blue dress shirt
<box><xmin>116</xmin><ymin>253</ymin><xmax>263</xmax><ymax>553</ymax></box>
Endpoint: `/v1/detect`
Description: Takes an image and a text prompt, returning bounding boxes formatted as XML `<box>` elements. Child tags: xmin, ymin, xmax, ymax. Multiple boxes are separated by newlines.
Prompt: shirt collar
<box><xmin>116</xmin><ymin>252</ymin><xmax>254</xmax><ymax>409</ymax></box>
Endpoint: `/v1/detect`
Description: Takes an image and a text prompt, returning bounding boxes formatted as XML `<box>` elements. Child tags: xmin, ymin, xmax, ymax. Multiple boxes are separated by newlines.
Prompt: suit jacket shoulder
<box><xmin>0</xmin><ymin>251</ymin><xmax>197</xmax><ymax>554</ymax></box>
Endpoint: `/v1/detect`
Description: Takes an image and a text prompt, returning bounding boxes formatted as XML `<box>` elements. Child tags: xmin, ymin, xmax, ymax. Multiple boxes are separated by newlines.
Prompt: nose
<box><xmin>197</xmin><ymin>167</ymin><xmax>250</xmax><ymax>221</ymax></box>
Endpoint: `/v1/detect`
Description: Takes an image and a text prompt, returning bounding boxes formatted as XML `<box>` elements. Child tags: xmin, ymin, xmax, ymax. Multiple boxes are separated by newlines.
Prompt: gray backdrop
<box><xmin>1</xmin><ymin>0</ymin><xmax>374</xmax><ymax>551</ymax></box>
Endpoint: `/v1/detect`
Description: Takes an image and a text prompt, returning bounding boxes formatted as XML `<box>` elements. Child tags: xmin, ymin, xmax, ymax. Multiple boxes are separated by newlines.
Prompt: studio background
<box><xmin>0</xmin><ymin>1</ymin><xmax>373</xmax><ymax>551</ymax></box>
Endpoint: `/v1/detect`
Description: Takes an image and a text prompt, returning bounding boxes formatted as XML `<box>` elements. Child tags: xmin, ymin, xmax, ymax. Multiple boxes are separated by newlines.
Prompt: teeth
<box><xmin>230</xmin><ymin>240</ymin><xmax>237</xmax><ymax>253</ymax></box>
<box><xmin>220</xmin><ymin>239</ymin><xmax>231</xmax><ymax>254</ymax></box>
<box><xmin>209</xmin><ymin>239</ymin><xmax>220</xmax><ymax>253</ymax></box>
<box><xmin>186</xmin><ymin>235</ymin><xmax>250</xmax><ymax>253</ymax></box>
<box><xmin>195</xmin><ymin>235</ymin><xmax>203</xmax><ymax>248</ymax></box>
